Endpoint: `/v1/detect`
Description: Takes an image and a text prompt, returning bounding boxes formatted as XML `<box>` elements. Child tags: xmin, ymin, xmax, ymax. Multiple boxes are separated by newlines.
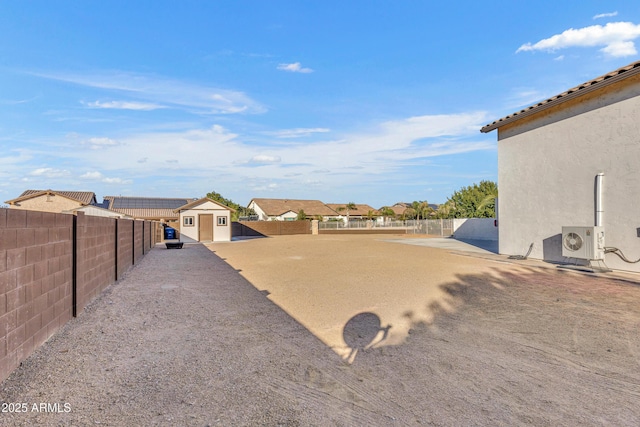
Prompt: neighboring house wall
<box><xmin>247</xmin><ymin>198</ymin><xmax>339</xmax><ymax>221</ymax></box>
<box><xmin>248</xmin><ymin>201</ymin><xmax>269</xmax><ymax>220</ymax></box>
<box><xmin>452</xmin><ymin>218</ymin><xmax>498</xmax><ymax>241</ymax></box>
<box><xmin>178</xmin><ymin>200</ymin><xmax>232</xmax><ymax>242</ymax></box>
<box><xmin>497</xmin><ymin>73</ymin><xmax>640</xmax><ymax>272</ymax></box>
<box><xmin>9</xmin><ymin>194</ymin><xmax>83</xmax><ymax>213</ymax></box>
<box><xmin>279</xmin><ymin>211</ymin><xmax>298</xmax><ymax>221</ymax></box>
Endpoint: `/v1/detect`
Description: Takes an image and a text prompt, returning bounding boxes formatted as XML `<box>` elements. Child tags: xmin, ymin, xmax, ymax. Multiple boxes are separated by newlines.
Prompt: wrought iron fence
<box><xmin>317</xmin><ymin>219</ymin><xmax>453</xmax><ymax>236</ymax></box>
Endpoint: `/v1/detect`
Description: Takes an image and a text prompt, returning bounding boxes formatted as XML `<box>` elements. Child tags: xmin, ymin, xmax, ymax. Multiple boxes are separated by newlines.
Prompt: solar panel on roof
<box><xmin>111</xmin><ymin>198</ymin><xmax>191</xmax><ymax>209</ymax></box>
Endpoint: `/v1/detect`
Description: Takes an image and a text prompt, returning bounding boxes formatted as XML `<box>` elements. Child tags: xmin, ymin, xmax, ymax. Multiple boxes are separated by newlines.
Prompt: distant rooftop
<box><xmin>102</xmin><ymin>196</ymin><xmax>198</xmax><ymax>220</ymax></box>
<box><xmin>9</xmin><ymin>189</ymin><xmax>97</xmax><ymax>205</ymax></box>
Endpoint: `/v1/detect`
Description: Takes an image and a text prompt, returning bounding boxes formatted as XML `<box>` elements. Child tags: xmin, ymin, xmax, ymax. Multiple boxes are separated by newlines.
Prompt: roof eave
<box><xmin>481</xmin><ymin>62</ymin><xmax>640</xmax><ymax>133</ymax></box>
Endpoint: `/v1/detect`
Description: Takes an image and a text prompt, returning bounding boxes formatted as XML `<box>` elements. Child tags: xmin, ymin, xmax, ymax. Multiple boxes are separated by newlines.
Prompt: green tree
<box><xmin>296</xmin><ymin>209</ymin><xmax>307</xmax><ymax>220</ymax></box>
<box><xmin>433</xmin><ymin>201</ymin><xmax>455</xmax><ymax>219</ymax></box>
<box><xmin>411</xmin><ymin>200</ymin><xmax>434</xmax><ymax>220</ymax></box>
<box><xmin>206</xmin><ymin>190</ymin><xmax>255</xmax><ymax>221</ymax></box>
<box><xmin>378</xmin><ymin>206</ymin><xmax>396</xmax><ymax>222</ymax></box>
<box><xmin>336</xmin><ymin>202</ymin><xmax>357</xmax><ymax>222</ymax></box>
<box><xmin>441</xmin><ymin>181</ymin><xmax>498</xmax><ymax>218</ymax></box>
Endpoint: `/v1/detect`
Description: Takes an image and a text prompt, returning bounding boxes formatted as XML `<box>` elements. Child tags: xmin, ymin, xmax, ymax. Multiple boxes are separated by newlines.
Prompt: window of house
<box><xmin>183</xmin><ymin>216</ymin><xmax>194</xmax><ymax>226</ymax></box>
<box><xmin>217</xmin><ymin>216</ymin><xmax>227</xmax><ymax>226</ymax></box>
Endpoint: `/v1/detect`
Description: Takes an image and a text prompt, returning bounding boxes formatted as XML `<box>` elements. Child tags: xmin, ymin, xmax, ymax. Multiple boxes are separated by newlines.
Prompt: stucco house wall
<box><xmin>248</xmin><ymin>200</ymin><xmax>269</xmax><ymax>220</ymax></box>
<box><xmin>8</xmin><ymin>193</ymin><xmax>84</xmax><ymax>213</ymax></box>
<box><xmin>176</xmin><ymin>199</ymin><xmax>233</xmax><ymax>242</ymax></box>
<box><xmin>453</xmin><ymin>218</ymin><xmax>498</xmax><ymax>241</ymax></box>
<box><xmin>493</xmin><ymin>70</ymin><xmax>640</xmax><ymax>272</ymax></box>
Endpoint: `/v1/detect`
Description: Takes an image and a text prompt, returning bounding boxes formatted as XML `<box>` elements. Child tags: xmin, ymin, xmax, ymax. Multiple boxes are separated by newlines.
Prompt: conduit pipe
<box><xmin>595</xmin><ymin>172</ymin><xmax>604</xmax><ymax>227</ymax></box>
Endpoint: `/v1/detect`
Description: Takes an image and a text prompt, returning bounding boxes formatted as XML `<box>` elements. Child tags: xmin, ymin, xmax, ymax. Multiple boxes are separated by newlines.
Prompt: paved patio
<box><xmin>384</xmin><ymin>236</ymin><xmax>499</xmax><ymax>254</ymax></box>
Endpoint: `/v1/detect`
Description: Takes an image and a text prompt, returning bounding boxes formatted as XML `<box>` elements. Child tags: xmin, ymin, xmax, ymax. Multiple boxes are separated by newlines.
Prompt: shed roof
<box><xmin>174</xmin><ymin>197</ymin><xmax>235</xmax><ymax>212</ymax></box>
<box><xmin>481</xmin><ymin>59</ymin><xmax>640</xmax><ymax>133</ymax></box>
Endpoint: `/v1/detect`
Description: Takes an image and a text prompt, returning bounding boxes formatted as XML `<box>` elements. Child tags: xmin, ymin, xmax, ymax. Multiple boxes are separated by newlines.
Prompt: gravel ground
<box><xmin>1</xmin><ymin>234</ymin><xmax>640</xmax><ymax>426</ymax></box>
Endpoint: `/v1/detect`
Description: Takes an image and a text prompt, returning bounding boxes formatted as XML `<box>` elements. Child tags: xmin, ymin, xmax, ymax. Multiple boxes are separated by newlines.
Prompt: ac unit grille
<box><xmin>561</xmin><ymin>226</ymin><xmax>605</xmax><ymax>260</ymax></box>
<box><xmin>563</xmin><ymin>232</ymin><xmax>583</xmax><ymax>251</ymax></box>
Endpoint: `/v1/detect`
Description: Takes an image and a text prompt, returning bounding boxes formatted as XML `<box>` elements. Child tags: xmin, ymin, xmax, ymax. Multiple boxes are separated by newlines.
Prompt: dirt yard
<box><xmin>1</xmin><ymin>234</ymin><xmax>639</xmax><ymax>426</ymax></box>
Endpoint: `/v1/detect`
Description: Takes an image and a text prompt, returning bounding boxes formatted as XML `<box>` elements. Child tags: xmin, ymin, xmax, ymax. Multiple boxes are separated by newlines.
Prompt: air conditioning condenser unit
<box><xmin>562</xmin><ymin>226</ymin><xmax>605</xmax><ymax>261</ymax></box>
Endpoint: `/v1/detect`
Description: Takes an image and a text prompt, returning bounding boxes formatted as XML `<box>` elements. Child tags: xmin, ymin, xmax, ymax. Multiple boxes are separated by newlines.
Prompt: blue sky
<box><xmin>2</xmin><ymin>1</ymin><xmax>640</xmax><ymax>207</ymax></box>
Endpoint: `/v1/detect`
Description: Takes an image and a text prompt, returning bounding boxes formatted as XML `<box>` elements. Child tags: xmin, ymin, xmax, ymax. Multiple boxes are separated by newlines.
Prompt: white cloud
<box><xmin>80</xmin><ymin>170</ymin><xmax>131</xmax><ymax>184</ymax></box>
<box><xmin>41</xmin><ymin>113</ymin><xmax>492</xmax><ymax>202</ymax></box>
<box><xmin>29</xmin><ymin>168</ymin><xmax>70</xmax><ymax>178</ymax></box>
<box><xmin>594</xmin><ymin>12</ymin><xmax>618</xmax><ymax>20</ymax></box>
<box><xmin>250</xmin><ymin>155</ymin><xmax>281</xmax><ymax>164</ymax></box>
<box><xmin>601</xmin><ymin>40</ymin><xmax>637</xmax><ymax>57</ymax></box>
<box><xmin>31</xmin><ymin>70</ymin><xmax>266</xmax><ymax>114</ymax></box>
<box><xmin>516</xmin><ymin>22</ymin><xmax>640</xmax><ymax>57</ymax></box>
<box><xmin>277</xmin><ymin>62</ymin><xmax>314</xmax><ymax>73</ymax></box>
<box><xmin>80</xmin><ymin>171</ymin><xmax>103</xmax><ymax>179</ymax></box>
<box><xmin>83</xmin><ymin>100</ymin><xmax>165</xmax><ymax>110</ymax></box>
<box><xmin>103</xmin><ymin>177</ymin><xmax>132</xmax><ymax>184</ymax></box>
<box><xmin>268</xmin><ymin>128</ymin><xmax>330</xmax><ymax>138</ymax></box>
<box><xmin>83</xmin><ymin>137</ymin><xmax>120</xmax><ymax>149</ymax></box>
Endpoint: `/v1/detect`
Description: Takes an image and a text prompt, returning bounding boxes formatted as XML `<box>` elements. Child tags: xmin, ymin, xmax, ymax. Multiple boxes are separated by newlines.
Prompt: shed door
<box><xmin>199</xmin><ymin>214</ymin><xmax>213</xmax><ymax>241</ymax></box>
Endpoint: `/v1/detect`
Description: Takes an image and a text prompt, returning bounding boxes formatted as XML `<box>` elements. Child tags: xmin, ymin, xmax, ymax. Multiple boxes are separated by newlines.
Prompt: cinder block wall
<box><xmin>75</xmin><ymin>214</ymin><xmax>117</xmax><ymax>313</ymax></box>
<box><xmin>117</xmin><ymin>219</ymin><xmax>133</xmax><ymax>279</ymax></box>
<box><xmin>233</xmin><ymin>221</ymin><xmax>311</xmax><ymax>236</ymax></box>
<box><xmin>145</xmin><ymin>222</ymin><xmax>154</xmax><ymax>252</ymax></box>
<box><xmin>133</xmin><ymin>221</ymin><xmax>144</xmax><ymax>264</ymax></box>
<box><xmin>0</xmin><ymin>209</ymin><xmax>73</xmax><ymax>382</ymax></box>
<box><xmin>0</xmin><ymin>208</ymin><xmax>159</xmax><ymax>383</ymax></box>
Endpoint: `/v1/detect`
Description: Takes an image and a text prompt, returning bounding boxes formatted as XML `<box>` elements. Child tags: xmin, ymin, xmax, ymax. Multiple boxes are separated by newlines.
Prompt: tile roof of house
<box><xmin>325</xmin><ymin>204</ymin><xmax>379</xmax><ymax>216</ymax></box>
<box><xmin>481</xmin><ymin>59</ymin><xmax>640</xmax><ymax>133</ymax></box>
<box><xmin>104</xmin><ymin>208</ymin><xmax>181</xmax><ymax>219</ymax></box>
<box><xmin>250</xmin><ymin>198</ymin><xmax>339</xmax><ymax>217</ymax></box>
<box><xmin>6</xmin><ymin>189</ymin><xmax>97</xmax><ymax>205</ymax></box>
<box><xmin>387</xmin><ymin>205</ymin><xmax>408</xmax><ymax>216</ymax></box>
<box><xmin>103</xmin><ymin>196</ymin><xmax>197</xmax><ymax>220</ymax></box>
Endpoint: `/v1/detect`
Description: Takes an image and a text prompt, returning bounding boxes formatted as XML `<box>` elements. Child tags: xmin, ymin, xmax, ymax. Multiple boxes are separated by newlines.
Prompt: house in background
<box><xmin>386</xmin><ymin>202</ymin><xmax>411</xmax><ymax>218</ymax></box>
<box><xmin>102</xmin><ymin>196</ymin><xmax>197</xmax><ymax>227</ymax></box>
<box><xmin>174</xmin><ymin>197</ymin><xmax>234</xmax><ymax>242</ymax></box>
<box><xmin>248</xmin><ymin>198</ymin><xmax>339</xmax><ymax>221</ymax></box>
<box><xmin>325</xmin><ymin>203</ymin><xmax>379</xmax><ymax>221</ymax></box>
<box><xmin>384</xmin><ymin>202</ymin><xmax>439</xmax><ymax>219</ymax></box>
<box><xmin>481</xmin><ymin>60</ymin><xmax>640</xmax><ymax>273</ymax></box>
<box><xmin>5</xmin><ymin>190</ymin><xmax>97</xmax><ymax>213</ymax></box>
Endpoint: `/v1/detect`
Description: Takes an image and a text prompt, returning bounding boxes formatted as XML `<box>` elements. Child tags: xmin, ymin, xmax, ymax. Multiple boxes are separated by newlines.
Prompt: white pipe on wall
<box><xmin>595</xmin><ymin>172</ymin><xmax>604</xmax><ymax>227</ymax></box>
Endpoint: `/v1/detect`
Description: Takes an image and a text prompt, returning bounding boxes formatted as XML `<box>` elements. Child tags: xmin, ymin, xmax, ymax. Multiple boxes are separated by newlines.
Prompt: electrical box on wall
<box><xmin>637</xmin><ymin>227</ymin><xmax>640</xmax><ymax>238</ymax></box>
